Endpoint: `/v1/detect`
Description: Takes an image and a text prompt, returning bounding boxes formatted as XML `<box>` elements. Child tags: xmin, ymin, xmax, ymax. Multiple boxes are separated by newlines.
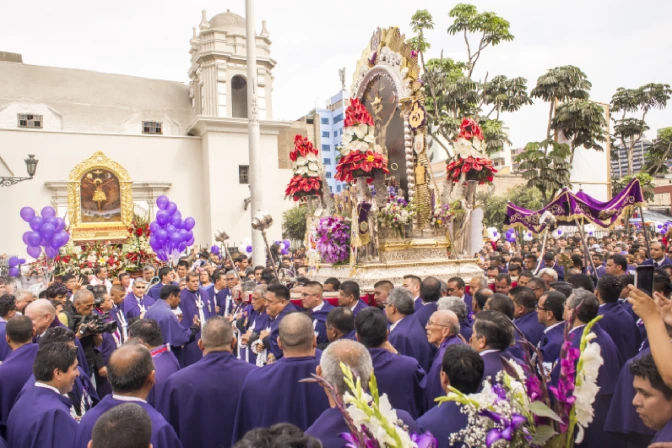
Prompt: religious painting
<box><xmin>80</xmin><ymin>169</ymin><xmax>121</xmax><ymax>223</ymax></box>
<box><xmin>68</xmin><ymin>151</ymin><xmax>133</xmax><ymax>242</ymax></box>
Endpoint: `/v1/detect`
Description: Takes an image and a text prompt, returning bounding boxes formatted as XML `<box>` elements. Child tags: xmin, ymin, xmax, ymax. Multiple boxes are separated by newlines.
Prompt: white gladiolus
<box><xmin>573</xmin><ymin>338</ymin><xmax>603</xmax><ymax>443</ymax></box>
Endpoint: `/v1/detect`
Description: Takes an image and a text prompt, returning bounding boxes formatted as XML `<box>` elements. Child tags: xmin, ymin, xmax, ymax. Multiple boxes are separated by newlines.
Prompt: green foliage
<box><xmin>483</xmin><ymin>75</ymin><xmax>534</xmax><ymax>119</ymax></box>
<box><xmin>531</xmin><ymin>66</ymin><xmax>591</xmax><ymax>103</ymax></box>
<box><xmin>478</xmin><ymin>185</ymin><xmax>543</xmax><ymax>228</ymax></box>
<box><xmin>645</xmin><ymin>127</ymin><xmax>672</xmax><ymax>176</ymax></box>
<box><xmin>281</xmin><ymin>206</ymin><xmax>308</xmax><ymax>242</ymax></box>
<box><xmin>612</xmin><ymin>173</ymin><xmax>655</xmax><ymax>202</ymax></box>
<box><xmin>515</xmin><ymin>141</ymin><xmax>572</xmax><ymax>204</ymax></box>
<box><xmin>480</xmin><ymin>118</ymin><xmax>511</xmax><ymax>155</ymax></box>
<box><xmin>552</xmin><ymin>99</ymin><xmax>608</xmax><ymax>153</ymax></box>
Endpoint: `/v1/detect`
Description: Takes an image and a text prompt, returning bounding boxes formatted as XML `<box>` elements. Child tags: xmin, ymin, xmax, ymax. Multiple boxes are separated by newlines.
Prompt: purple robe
<box><xmin>538</xmin><ymin>322</ymin><xmax>565</xmax><ymax>367</ymax></box>
<box><xmin>306</xmin><ymin>406</ymin><xmax>417</xmax><ymax>448</ymax></box>
<box><xmin>653</xmin><ymin>419</ymin><xmax>672</xmax><ymax>443</ymax></box>
<box><xmin>604</xmin><ymin>347</ymin><xmax>655</xmax><ymax>447</ymax></box>
<box><xmin>459</xmin><ymin>318</ymin><xmax>473</xmax><ymax>341</ymax></box>
<box><xmin>389</xmin><ymin>315</ymin><xmax>434</xmax><ymax>373</ymax></box>
<box><xmin>341</xmin><ymin>329</ymin><xmax>357</xmax><ymax>341</ymax></box>
<box><xmin>268</xmin><ymin>302</ymin><xmax>299</xmax><ymax>360</ymax></box>
<box><xmin>368</xmin><ymin>348</ymin><xmax>427</xmax><ymax>419</ymax></box>
<box><xmin>514</xmin><ymin>311</ymin><xmax>545</xmax><ymax>346</ymax></box>
<box><xmin>243</xmin><ymin>308</ymin><xmax>271</xmax><ymax>365</ymax></box>
<box><xmin>231</xmin><ymin>355</ymin><xmax>329</xmax><ymax>443</ymax></box>
<box><xmin>146</xmin><ymin>281</ymin><xmax>179</xmax><ymax>302</ymax></box>
<box><xmin>481</xmin><ymin>350</ymin><xmax>524</xmax><ymax>385</ymax></box>
<box><xmin>415</xmin><ymin>302</ymin><xmax>438</xmax><ymax>329</ymax></box>
<box><xmin>350</xmin><ymin>300</ymin><xmax>369</xmax><ymax>315</ymax></box>
<box><xmin>417</xmin><ymin>401</ymin><xmax>469</xmax><ymax>448</ymax></box>
<box><xmin>109</xmin><ymin>305</ymin><xmax>129</xmax><ymax>343</ymax></box>
<box><xmin>310</xmin><ymin>301</ymin><xmax>335</xmax><ymax>345</ymax></box>
<box><xmin>462</xmin><ymin>293</ymin><xmax>473</xmax><ymax>314</ymax></box>
<box><xmin>122</xmin><ymin>293</ymin><xmax>155</xmax><ymax>320</ymax></box>
<box><xmin>21</xmin><ymin>365</ymin><xmax>98</xmax><ymax>419</ymax></box>
<box><xmin>207</xmin><ymin>287</ymin><xmax>231</xmax><ymax>316</ymax></box>
<box><xmin>73</xmin><ymin>395</ymin><xmax>182</xmax><ymax>448</ymax></box>
<box><xmin>426</xmin><ymin>335</ymin><xmax>464</xmax><ymax>410</ymax></box>
<box><xmin>0</xmin><ymin>320</ymin><xmax>10</xmax><ymax>362</ymax></box>
<box><xmin>0</xmin><ymin>343</ymin><xmax>38</xmax><ymax>437</ymax></box>
<box><xmin>179</xmin><ymin>288</ymin><xmax>216</xmax><ymax>367</ymax></box>
<box><xmin>146</xmin><ymin>346</ymin><xmax>180</xmax><ymax>407</ymax></box>
<box><xmin>552</xmin><ymin>263</ymin><xmax>565</xmax><ymax>281</ymax></box>
<box><xmin>145</xmin><ymin>299</ymin><xmax>194</xmax><ymax>360</ymax></box>
<box><xmin>158</xmin><ymin>351</ymin><xmax>256</xmax><ymax>448</ymax></box>
<box><xmin>414</xmin><ymin>296</ymin><xmax>423</xmax><ymax>312</ymax></box>
<box><xmin>598</xmin><ymin>302</ymin><xmax>639</xmax><ymax>363</ymax></box>
<box><xmin>7</xmin><ymin>385</ymin><xmax>77</xmax><ymax>448</ymax></box>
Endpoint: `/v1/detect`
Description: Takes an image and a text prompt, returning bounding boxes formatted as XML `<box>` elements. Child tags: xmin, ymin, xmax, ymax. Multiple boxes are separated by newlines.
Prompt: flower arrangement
<box><xmin>438</xmin><ymin>315</ymin><xmax>604</xmax><ymax>448</ymax></box>
<box><xmin>430</xmin><ymin>202</ymin><xmax>461</xmax><ymax>229</ymax></box>
<box><xmin>335</xmin><ymin>99</ymin><xmax>389</xmax><ymax>183</ymax></box>
<box><xmin>446</xmin><ymin>118</ymin><xmax>497</xmax><ymax>185</ymax></box>
<box><xmin>314</xmin><ymin>216</ymin><xmax>351</xmax><ymax>264</ymax></box>
<box><xmin>52</xmin><ymin>241</ymin><xmax>126</xmax><ymax>277</ymax></box>
<box><xmin>286</xmin><ymin>135</ymin><xmax>323</xmax><ymax>201</ymax></box>
<box><xmin>378</xmin><ymin>195</ymin><xmax>415</xmax><ymax>237</ymax></box>
<box><xmin>124</xmin><ymin>215</ymin><xmax>155</xmax><ymax>272</ymax></box>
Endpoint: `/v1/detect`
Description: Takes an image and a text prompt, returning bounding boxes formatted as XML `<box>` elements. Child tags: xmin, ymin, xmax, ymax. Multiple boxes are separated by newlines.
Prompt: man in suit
<box><xmin>642</xmin><ymin>242</ymin><xmax>672</xmax><ymax>268</ymax></box>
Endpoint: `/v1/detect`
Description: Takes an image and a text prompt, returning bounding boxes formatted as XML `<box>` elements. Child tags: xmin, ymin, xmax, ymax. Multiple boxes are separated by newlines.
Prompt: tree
<box><xmin>478</xmin><ymin>185</ymin><xmax>543</xmax><ymax>228</ymax></box>
<box><xmin>645</xmin><ymin>127</ymin><xmax>672</xmax><ymax>176</ymax></box>
<box><xmin>611</xmin><ymin>83</ymin><xmax>672</xmax><ymax>175</ymax></box>
<box><xmin>281</xmin><ymin>206</ymin><xmax>308</xmax><ymax>243</ymax></box>
<box><xmin>410</xmin><ymin>5</ymin><xmax>532</xmax><ymax>157</ymax></box>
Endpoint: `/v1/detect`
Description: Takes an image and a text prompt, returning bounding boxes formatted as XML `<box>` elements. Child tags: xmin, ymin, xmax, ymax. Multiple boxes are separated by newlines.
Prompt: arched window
<box><xmin>231</xmin><ymin>76</ymin><xmax>248</xmax><ymax>118</ymax></box>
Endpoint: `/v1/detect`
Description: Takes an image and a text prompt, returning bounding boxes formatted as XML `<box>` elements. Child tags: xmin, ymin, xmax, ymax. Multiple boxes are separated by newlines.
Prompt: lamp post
<box><xmin>0</xmin><ymin>155</ymin><xmax>38</xmax><ymax>187</ymax></box>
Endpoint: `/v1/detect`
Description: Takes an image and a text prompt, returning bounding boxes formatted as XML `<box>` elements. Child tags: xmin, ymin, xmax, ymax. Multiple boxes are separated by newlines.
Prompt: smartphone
<box><xmin>635</xmin><ymin>265</ymin><xmax>655</xmax><ymax>295</ymax></box>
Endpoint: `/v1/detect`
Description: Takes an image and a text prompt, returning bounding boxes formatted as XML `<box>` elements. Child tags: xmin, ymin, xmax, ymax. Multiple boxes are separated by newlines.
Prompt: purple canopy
<box><xmin>505</xmin><ymin>179</ymin><xmax>644</xmax><ymax>233</ymax></box>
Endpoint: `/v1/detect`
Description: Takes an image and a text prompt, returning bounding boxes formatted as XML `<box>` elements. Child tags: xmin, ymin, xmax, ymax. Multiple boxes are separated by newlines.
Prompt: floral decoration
<box><xmin>446</xmin><ymin>118</ymin><xmax>497</xmax><ymax>185</ymax></box>
<box><xmin>378</xmin><ymin>194</ymin><xmax>415</xmax><ymax>237</ymax></box>
<box><xmin>336</xmin><ymin>98</ymin><xmax>389</xmax><ymax>183</ymax></box>
<box><xmin>314</xmin><ymin>216</ymin><xmax>351</xmax><ymax>264</ymax></box>
<box><xmin>430</xmin><ymin>203</ymin><xmax>458</xmax><ymax>229</ymax></box>
<box><xmin>286</xmin><ymin>135</ymin><xmax>323</xmax><ymax>201</ymax></box>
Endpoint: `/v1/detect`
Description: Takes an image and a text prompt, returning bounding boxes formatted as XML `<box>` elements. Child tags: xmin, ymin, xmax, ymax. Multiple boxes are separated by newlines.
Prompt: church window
<box><xmin>321</xmin><ymin>118</ymin><xmax>329</xmax><ymax>125</ymax></box>
<box><xmin>142</xmin><ymin>121</ymin><xmax>162</xmax><ymax>135</ymax></box>
<box><xmin>17</xmin><ymin>114</ymin><xmax>42</xmax><ymax>129</ymax></box>
<box><xmin>239</xmin><ymin>165</ymin><xmax>249</xmax><ymax>184</ymax></box>
<box><xmin>321</xmin><ymin>145</ymin><xmax>330</xmax><ymax>151</ymax></box>
<box><xmin>231</xmin><ymin>76</ymin><xmax>248</xmax><ymax>118</ymax></box>
<box><xmin>323</xmin><ymin>158</ymin><xmax>331</xmax><ymax>165</ymax></box>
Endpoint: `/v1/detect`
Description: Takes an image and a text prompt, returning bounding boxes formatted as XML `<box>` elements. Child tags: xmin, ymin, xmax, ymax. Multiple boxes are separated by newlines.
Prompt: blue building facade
<box><xmin>314</xmin><ymin>91</ymin><xmax>347</xmax><ymax>193</ymax></box>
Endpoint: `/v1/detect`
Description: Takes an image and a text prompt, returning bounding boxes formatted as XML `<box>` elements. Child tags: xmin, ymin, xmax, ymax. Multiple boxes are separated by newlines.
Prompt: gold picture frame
<box><xmin>67</xmin><ymin>151</ymin><xmax>133</xmax><ymax>242</ymax></box>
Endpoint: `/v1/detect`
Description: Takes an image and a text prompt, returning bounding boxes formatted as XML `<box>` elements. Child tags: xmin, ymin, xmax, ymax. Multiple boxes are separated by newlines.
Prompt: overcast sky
<box><xmin>1</xmin><ymin>0</ymin><xmax>671</xmax><ymax>147</ymax></box>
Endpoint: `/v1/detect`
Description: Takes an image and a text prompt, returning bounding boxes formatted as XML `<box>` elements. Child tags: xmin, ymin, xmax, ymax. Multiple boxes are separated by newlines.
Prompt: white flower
<box><xmin>344</xmin><ymin>127</ymin><xmax>356</xmax><ymax>142</ymax></box>
<box><xmin>295</xmin><ymin>165</ymin><xmax>307</xmax><ymax>176</ymax></box>
<box><xmin>378</xmin><ymin>394</ymin><xmax>398</xmax><ymax>424</ymax></box>
<box><xmin>581</xmin><ymin>340</ymin><xmax>603</xmax><ymax>382</ymax></box>
<box><xmin>306</xmin><ymin>153</ymin><xmax>318</xmax><ymax>163</ymax></box>
<box><xmin>354</xmin><ymin>124</ymin><xmax>370</xmax><ymax>140</ymax></box>
<box><xmin>363</xmin><ymin>132</ymin><xmax>375</xmax><ymax>144</ymax></box>
<box><xmin>472</xmin><ymin>136</ymin><xmax>484</xmax><ymax>153</ymax></box>
<box><xmin>453</xmin><ymin>138</ymin><xmax>475</xmax><ymax>158</ymax></box>
<box><xmin>307</xmin><ymin>162</ymin><xmax>320</xmax><ymax>173</ymax></box>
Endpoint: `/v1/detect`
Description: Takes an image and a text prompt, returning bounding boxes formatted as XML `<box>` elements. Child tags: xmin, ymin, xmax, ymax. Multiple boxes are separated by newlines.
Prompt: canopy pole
<box><xmin>574</xmin><ymin>218</ymin><xmax>600</xmax><ymax>281</ymax></box>
<box><xmin>639</xmin><ymin>206</ymin><xmax>652</xmax><ymax>256</ymax></box>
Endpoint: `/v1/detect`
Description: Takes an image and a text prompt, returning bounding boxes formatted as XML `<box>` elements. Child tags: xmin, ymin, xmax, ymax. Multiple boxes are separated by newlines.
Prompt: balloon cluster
<box><xmin>504</xmin><ymin>228</ymin><xmax>517</xmax><ymax>243</ymax></box>
<box><xmin>274</xmin><ymin>240</ymin><xmax>291</xmax><ymax>256</ymax></box>
<box><xmin>656</xmin><ymin>221</ymin><xmax>672</xmax><ymax>234</ymax></box>
<box><xmin>486</xmin><ymin>227</ymin><xmax>499</xmax><ymax>242</ymax></box>
<box><xmin>523</xmin><ymin>231</ymin><xmax>533</xmax><ymax>241</ymax></box>
<box><xmin>210</xmin><ymin>245</ymin><xmax>220</xmax><ymax>256</ymax></box>
<box><xmin>20</xmin><ymin>206</ymin><xmax>70</xmax><ymax>259</ymax></box>
<box><xmin>552</xmin><ymin>228</ymin><xmax>564</xmax><ymax>239</ymax></box>
<box><xmin>148</xmin><ymin>196</ymin><xmax>195</xmax><ymax>263</ymax></box>
<box><xmin>7</xmin><ymin>256</ymin><xmax>26</xmax><ymax>277</ymax></box>
<box><xmin>238</xmin><ymin>238</ymin><xmax>253</xmax><ymax>256</ymax></box>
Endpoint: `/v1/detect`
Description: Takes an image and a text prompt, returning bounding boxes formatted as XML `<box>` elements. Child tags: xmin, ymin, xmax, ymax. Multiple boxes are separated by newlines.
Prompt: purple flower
<box><xmin>411</xmin><ymin>50</ymin><xmax>418</xmax><ymax>58</ymax></box>
<box><xmin>411</xmin><ymin>431</ymin><xmax>437</xmax><ymax>448</ymax></box>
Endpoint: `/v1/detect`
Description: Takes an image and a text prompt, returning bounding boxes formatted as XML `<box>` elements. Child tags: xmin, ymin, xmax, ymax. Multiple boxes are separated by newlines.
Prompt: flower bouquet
<box><xmin>430</xmin><ymin>203</ymin><xmax>460</xmax><ymax>229</ymax></box>
<box><xmin>286</xmin><ymin>135</ymin><xmax>323</xmax><ymax>201</ymax></box>
<box><xmin>446</xmin><ymin>118</ymin><xmax>497</xmax><ymax>185</ymax></box>
<box><xmin>438</xmin><ymin>315</ymin><xmax>604</xmax><ymax>448</ymax></box>
<box><xmin>124</xmin><ymin>215</ymin><xmax>155</xmax><ymax>272</ymax></box>
<box><xmin>335</xmin><ymin>98</ymin><xmax>389</xmax><ymax>183</ymax></box>
<box><xmin>378</xmin><ymin>195</ymin><xmax>415</xmax><ymax>238</ymax></box>
<box><xmin>314</xmin><ymin>216</ymin><xmax>351</xmax><ymax>264</ymax></box>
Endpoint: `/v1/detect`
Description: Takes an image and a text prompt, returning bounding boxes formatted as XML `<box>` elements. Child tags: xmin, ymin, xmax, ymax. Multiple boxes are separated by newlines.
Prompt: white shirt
<box><xmin>349</xmin><ymin>301</ymin><xmax>360</xmax><ymax>312</ymax></box>
<box><xmin>35</xmin><ymin>382</ymin><xmax>61</xmax><ymax>395</ymax></box>
<box><xmin>112</xmin><ymin>394</ymin><xmax>146</xmax><ymax>404</ymax></box>
<box><xmin>479</xmin><ymin>349</ymin><xmax>502</xmax><ymax>356</ymax></box>
<box><xmin>544</xmin><ymin>321</ymin><xmax>564</xmax><ymax>334</ymax></box>
<box><xmin>569</xmin><ymin>324</ymin><xmax>586</xmax><ymax>335</ymax></box>
<box><xmin>312</xmin><ymin>302</ymin><xmax>325</xmax><ymax>312</ymax></box>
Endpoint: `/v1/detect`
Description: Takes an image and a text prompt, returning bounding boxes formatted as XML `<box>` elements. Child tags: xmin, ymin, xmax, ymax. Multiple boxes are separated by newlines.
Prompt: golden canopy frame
<box><xmin>67</xmin><ymin>151</ymin><xmax>133</xmax><ymax>242</ymax></box>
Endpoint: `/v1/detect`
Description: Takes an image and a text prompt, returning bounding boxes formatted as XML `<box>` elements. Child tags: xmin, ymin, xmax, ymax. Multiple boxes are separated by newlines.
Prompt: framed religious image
<box><xmin>68</xmin><ymin>151</ymin><xmax>133</xmax><ymax>242</ymax></box>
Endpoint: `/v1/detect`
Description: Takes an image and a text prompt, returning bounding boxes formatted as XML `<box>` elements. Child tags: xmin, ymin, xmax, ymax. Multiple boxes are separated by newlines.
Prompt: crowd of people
<box><xmin>0</xmin><ymin>228</ymin><xmax>672</xmax><ymax>447</ymax></box>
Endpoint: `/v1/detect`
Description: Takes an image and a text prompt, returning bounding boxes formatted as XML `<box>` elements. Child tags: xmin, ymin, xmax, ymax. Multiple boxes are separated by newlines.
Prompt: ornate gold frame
<box><xmin>67</xmin><ymin>151</ymin><xmax>133</xmax><ymax>242</ymax></box>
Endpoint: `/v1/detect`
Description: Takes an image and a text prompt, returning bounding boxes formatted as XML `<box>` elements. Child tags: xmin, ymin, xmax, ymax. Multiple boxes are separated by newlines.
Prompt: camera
<box><xmin>73</xmin><ymin>312</ymin><xmax>118</xmax><ymax>336</ymax></box>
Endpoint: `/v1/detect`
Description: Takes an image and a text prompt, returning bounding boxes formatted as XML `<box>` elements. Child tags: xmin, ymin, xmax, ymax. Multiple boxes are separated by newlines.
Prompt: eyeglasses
<box><xmin>535</xmin><ymin>304</ymin><xmax>549</xmax><ymax>311</ymax></box>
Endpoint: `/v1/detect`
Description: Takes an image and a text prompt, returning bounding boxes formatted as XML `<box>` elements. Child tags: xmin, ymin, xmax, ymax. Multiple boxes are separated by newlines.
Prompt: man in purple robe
<box><xmin>323</xmin><ymin>307</ymin><xmax>357</xmax><ymax>349</ymax></box>
<box><xmin>146</xmin><ymin>266</ymin><xmax>177</xmax><ymax>302</ymax></box>
<box><xmin>629</xmin><ymin>353</ymin><xmax>672</xmax><ymax>444</ymax></box>
<box><xmin>232</xmin><ymin>313</ymin><xmax>329</xmax><ymax>443</ymax></box>
<box><xmin>240</xmin><ymin>285</ymin><xmax>271</xmax><ymax>365</ymax></box>
<box><xmin>535</xmin><ymin>291</ymin><xmax>566</xmax><ymax>371</ymax></box>
<box><xmin>127</xmin><ymin>319</ymin><xmax>180</xmax><ymax>407</ymax></box>
<box><xmin>306</xmin><ymin>339</ymin><xmax>418</xmax><ymax>448</ymax></box>
<box><xmin>511</xmin><ymin>286</ymin><xmax>546</xmax><ymax>346</ymax></box>
<box><xmin>551</xmin><ymin>289</ymin><xmax>622</xmax><ymax>447</ymax></box>
<box><xmin>385</xmin><ymin>287</ymin><xmax>434</xmax><ymax>372</ymax></box>
<box><xmin>402</xmin><ymin>275</ymin><xmax>423</xmax><ymax>312</ymax></box>
<box><xmin>355</xmin><ymin>308</ymin><xmax>426</xmax><ymax>418</ymax></box>
<box><xmin>178</xmin><ymin>271</ymin><xmax>216</xmax><ymax>366</ymax></box>
<box><xmin>338</xmin><ymin>280</ymin><xmax>368</xmax><ymax>315</ymax></box>
<box><xmin>207</xmin><ymin>270</ymin><xmax>230</xmax><ymax>316</ymax></box>
<box><xmin>0</xmin><ymin>316</ymin><xmax>38</xmax><ymax>438</ymax></box>
<box><xmin>415</xmin><ymin>277</ymin><xmax>442</xmax><ymax>329</ymax></box>
<box><xmin>262</xmin><ymin>283</ymin><xmax>299</xmax><ymax>361</ymax></box>
<box><xmin>0</xmin><ymin>295</ymin><xmax>16</xmax><ymax>362</ymax></box>
<box><xmin>158</xmin><ymin>316</ymin><xmax>256</xmax><ymax>448</ymax></box>
<box><xmin>447</xmin><ymin>277</ymin><xmax>473</xmax><ymax>314</ymax></box>
<box><xmin>425</xmin><ymin>309</ymin><xmax>464</xmax><ymax>410</ymax></box>
<box><xmin>596</xmin><ymin>274</ymin><xmax>639</xmax><ymax>362</ymax></box>
<box><xmin>417</xmin><ymin>344</ymin><xmax>484</xmax><ymax>448</ymax></box>
<box><xmin>109</xmin><ymin>285</ymin><xmax>129</xmax><ymax>343</ymax></box>
<box><xmin>472</xmin><ymin>311</ymin><xmax>524</xmax><ymax>384</ymax></box>
<box><xmin>73</xmin><ymin>344</ymin><xmax>183</xmax><ymax>448</ymax></box>
<box><xmin>544</xmin><ymin>251</ymin><xmax>566</xmax><ymax>281</ymax></box>
<box><xmin>89</xmin><ymin>402</ymin><xmax>152</xmax><ymax>448</ymax></box>
<box><xmin>6</xmin><ymin>342</ymin><xmax>79</xmax><ymax>448</ymax></box>
<box><xmin>301</xmin><ymin>281</ymin><xmax>334</xmax><ymax>346</ymax></box>
<box><xmin>122</xmin><ymin>279</ymin><xmax>155</xmax><ymax>320</ymax></box>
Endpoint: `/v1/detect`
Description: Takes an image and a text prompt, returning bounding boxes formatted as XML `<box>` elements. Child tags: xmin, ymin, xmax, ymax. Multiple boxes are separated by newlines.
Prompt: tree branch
<box><xmin>464</xmin><ymin>29</ymin><xmax>472</xmax><ymax>66</ymax></box>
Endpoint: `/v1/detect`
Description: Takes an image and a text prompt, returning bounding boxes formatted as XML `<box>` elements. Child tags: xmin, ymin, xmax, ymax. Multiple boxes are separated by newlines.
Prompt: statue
<box><xmin>339</xmin><ymin>67</ymin><xmax>346</xmax><ymax>91</ymax></box>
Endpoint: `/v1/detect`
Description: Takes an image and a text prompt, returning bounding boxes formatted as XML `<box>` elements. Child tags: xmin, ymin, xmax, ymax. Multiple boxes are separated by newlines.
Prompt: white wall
<box><xmin>570</xmin><ymin>145</ymin><xmax>610</xmax><ymax>201</ymax></box>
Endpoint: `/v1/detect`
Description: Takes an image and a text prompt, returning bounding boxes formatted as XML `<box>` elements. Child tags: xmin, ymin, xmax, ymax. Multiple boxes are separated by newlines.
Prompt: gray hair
<box><xmin>25</xmin><ymin>298</ymin><xmax>56</xmax><ymax>319</ymax></box>
<box><xmin>142</xmin><ymin>265</ymin><xmax>155</xmax><ymax>272</ymax></box>
<box><xmin>242</xmin><ymin>280</ymin><xmax>257</xmax><ymax>292</ymax></box>
<box><xmin>225</xmin><ymin>270</ymin><xmax>237</xmax><ymax>277</ymax></box>
<box><xmin>437</xmin><ymin>296</ymin><xmax>468</xmax><ymax>321</ymax></box>
<box><xmin>253</xmin><ymin>284</ymin><xmax>267</xmax><ymax>296</ymax></box>
<box><xmin>320</xmin><ymin>340</ymin><xmax>373</xmax><ymax>396</ymax></box>
<box><xmin>439</xmin><ymin>280</ymin><xmax>448</xmax><ymax>296</ymax></box>
<box><xmin>538</xmin><ymin>268</ymin><xmax>558</xmax><ymax>281</ymax></box>
<box><xmin>133</xmin><ymin>278</ymin><xmax>147</xmax><ymax>286</ymax></box>
<box><xmin>470</xmin><ymin>276</ymin><xmax>488</xmax><ymax>290</ymax></box>
<box><xmin>387</xmin><ymin>287</ymin><xmax>414</xmax><ymax>316</ymax></box>
<box><xmin>568</xmin><ymin>288</ymin><xmax>596</xmax><ymax>309</ymax></box>
<box><xmin>73</xmin><ymin>289</ymin><xmax>94</xmax><ymax>305</ymax></box>
<box><xmin>14</xmin><ymin>289</ymin><xmax>32</xmax><ymax>303</ymax></box>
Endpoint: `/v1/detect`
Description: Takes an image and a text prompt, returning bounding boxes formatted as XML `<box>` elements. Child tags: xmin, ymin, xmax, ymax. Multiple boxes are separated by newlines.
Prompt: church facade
<box><xmin>0</xmin><ymin>10</ymin><xmax>292</xmax><ymax>255</ymax></box>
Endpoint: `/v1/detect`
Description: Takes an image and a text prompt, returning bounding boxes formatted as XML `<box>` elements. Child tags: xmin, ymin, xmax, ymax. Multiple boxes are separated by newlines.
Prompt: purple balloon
<box><xmin>54</xmin><ymin>217</ymin><xmax>65</xmax><ymax>233</ymax></box>
<box><xmin>20</xmin><ymin>207</ymin><xmax>35</xmax><ymax>222</ymax></box>
<box><xmin>211</xmin><ymin>245</ymin><xmax>220</xmax><ymax>255</ymax></box>
<box><xmin>164</xmin><ymin>225</ymin><xmax>176</xmax><ymax>235</ymax></box>
<box><xmin>170</xmin><ymin>232</ymin><xmax>182</xmax><ymax>245</ymax></box>
<box><xmin>18</xmin><ymin>258</ymin><xmax>26</xmax><ymax>264</ymax></box>
<box><xmin>178</xmin><ymin>242</ymin><xmax>187</xmax><ymax>252</ymax></box>
<box><xmin>170</xmin><ymin>214</ymin><xmax>182</xmax><ymax>228</ymax></box>
<box><xmin>155</xmin><ymin>228</ymin><xmax>168</xmax><ymax>244</ymax></box>
<box><xmin>246</xmin><ymin>245</ymin><xmax>253</xmax><ymax>254</ymax></box>
<box><xmin>166</xmin><ymin>202</ymin><xmax>177</xmax><ymax>217</ymax></box>
<box><xmin>27</xmin><ymin>246</ymin><xmax>41</xmax><ymax>258</ymax></box>
<box><xmin>40</xmin><ymin>238</ymin><xmax>48</xmax><ymax>247</ymax></box>
<box><xmin>39</xmin><ymin>223</ymin><xmax>56</xmax><ymax>242</ymax></box>
<box><xmin>59</xmin><ymin>231</ymin><xmax>70</xmax><ymax>246</ymax></box>
<box><xmin>27</xmin><ymin>231</ymin><xmax>41</xmax><ymax>247</ymax></box>
<box><xmin>178</xmin><ymin>229</ymin><xmax>189</xmax><ymax>242</ymax></box>
<box><xmin>149</xmin><ymin>221</ymin><xmax>160</xmax><ymax>233</ymax></box>
<box><xmin>156</xmin><ymin>210</ymin><xmax>170</xmax><ymax>226</ymax></box>
<box><xmin>156</xmin><ymin>195</ymin><xmax>169</xmax><ymax>210</ymax></box>
<box><xmin>44</xmin><ymin>246</ymin><xmax>57</xmax><ymax>259</ymax></box>
<box><xmin>186</xmin><ymin>236</ymin><xmax>195</xmax><ymax>246</ymax></box>
<box><xmin>149</xmin><ymin>237</ymin><xmax>160</xmax><ymax>250</ymax></box>
<box><xmin>156</xmin><ymin>249</ymin><xmax>167</xmax><ymax>261</ymax></box>
<box><xmin>8</xmin><ymin>256</ymin><xmax>19</xmax><ymax>268</ymax></box>
<box><xmin>184</xmin><ymin>230</ymin><xmax>193</xmax><ymax>242</ymax></box>
<box><xmin>183</xmin><ymin>217</ymin><xmax>196</xmax><ymax>231</ymax></box>
<box><xmin>41</xmin><ymin>206</ymin><xmax>56</xmax><ymax>219</ymax></box>
<box><xmin>8</xmin><ymin>267</ymin><xmax>19</xmax><ymax>277</ymax></box>
<box><xmin>29</xmin><ymin>216</ymin><xmax>43</xmax><ymax>232</ymax></box>
<box><xmin>45</xmin><ymin>217</ymin><xmax>58</xmax><ymax>228</ymax></box>
<box><xmin>22</xmin><ymin>231</ymin><xmax>31</xmax><ymax>245</ymax></box>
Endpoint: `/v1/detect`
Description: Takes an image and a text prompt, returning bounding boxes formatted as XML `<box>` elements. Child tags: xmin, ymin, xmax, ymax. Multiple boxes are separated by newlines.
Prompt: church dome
<box><xmin>209</xmin><ymin>10</ymin><xmax>246</xmax><ymax>31</ymax></box>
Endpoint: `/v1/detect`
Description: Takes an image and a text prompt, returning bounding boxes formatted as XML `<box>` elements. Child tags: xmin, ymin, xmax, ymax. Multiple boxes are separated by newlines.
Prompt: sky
<box><xmin>1</xmin><ymin>0</ymin><xmax>671</xmax><ymax>148</ymax></box>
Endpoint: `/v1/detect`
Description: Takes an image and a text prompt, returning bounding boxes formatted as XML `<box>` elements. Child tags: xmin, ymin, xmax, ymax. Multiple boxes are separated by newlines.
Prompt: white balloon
<box><xmin>523</xmin><ymin>231</ymin><xmax>533</xmax><ymax>241</ymax></box>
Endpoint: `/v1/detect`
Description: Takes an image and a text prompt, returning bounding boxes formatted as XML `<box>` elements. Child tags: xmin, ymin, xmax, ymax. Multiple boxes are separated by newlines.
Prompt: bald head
<box><xmin>278</xmin><ymin>312</ymin><xmax>315</xmax><ymax>355</ymax></box>
<box><xmin>107</xmin><ymin>344</ymin><xmax>154</xmax><ymax>394</ymax></box>
<box><xmin>320</xmin><ymin>340</ymin><xmax>373</xmax><ymax>396</ymax></box>
<box><xmin>201</xmin><ymin>316</ymin><xmax>234</xmax><ymax>350</ymax></box>
<box><xmin>432</xmin><ymin>310</ymin><xmax>460</xmax><ymax>335</ymax></box>
<box><xmin>25</xmin><ymin>299</ymin><xmax>56</xmax><ymax>335</ymax></box>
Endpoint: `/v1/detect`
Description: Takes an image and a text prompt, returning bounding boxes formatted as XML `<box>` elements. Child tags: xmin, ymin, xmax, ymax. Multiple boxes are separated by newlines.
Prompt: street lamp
<box><xmin>1</xmin><ymin>155</ymin><xmax>39</xmax><ymax>187</ymax></box>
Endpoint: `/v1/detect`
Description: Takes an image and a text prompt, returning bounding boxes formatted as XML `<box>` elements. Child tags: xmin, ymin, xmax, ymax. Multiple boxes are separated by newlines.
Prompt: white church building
<box><xmin>0</xmin><ymin>10</ymin><xmax>293</xmax><ymax>255</ymax></box>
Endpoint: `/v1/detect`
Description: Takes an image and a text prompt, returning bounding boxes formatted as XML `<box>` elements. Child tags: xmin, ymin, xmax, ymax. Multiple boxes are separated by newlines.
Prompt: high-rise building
<box><xmin>611</xmin><ymin>140</ymin><xmax>654</xmax><ymax>178</ymax></box>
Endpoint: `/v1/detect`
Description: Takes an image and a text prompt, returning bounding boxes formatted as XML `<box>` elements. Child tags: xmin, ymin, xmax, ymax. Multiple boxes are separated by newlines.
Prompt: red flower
<box><xmin>285</xmin><ymin>175</ymin><xmax>322</xmax><ymax>200</ymax></box>
<box><xmin>290</xmin><ymin>135</ymin><xmax>318</xmax><ymax>162</ymax></box>
<box><xmin>135</xmin><ymin>228</ymin><xmax>143</xmax><ymax>237</ymax></box>
<box><xmin>446</xmin><ymin>156</ymin><xmax>497</xmax><ymax>185</ymax></box>
<box><xmin>335</xmin><ymin>150</ymin><xmax>389</xmax><ymax>184</ymax></box>
<box><xmin>344</xmin><ymin>98</ymin><xmax>375</xmax><ymax>127</ymax></box>
<box><xmin>458</xmin><ymin>118</ymin><xmax>484</xmax><ymax>141</ymax></box>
